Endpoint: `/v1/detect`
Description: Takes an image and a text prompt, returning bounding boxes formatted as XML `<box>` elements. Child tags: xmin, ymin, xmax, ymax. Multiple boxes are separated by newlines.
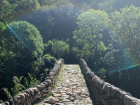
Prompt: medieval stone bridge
<box><xmin>2</xmin><ymin>59</ymin><xmax>140</xmax><ymax>105</ymax></box>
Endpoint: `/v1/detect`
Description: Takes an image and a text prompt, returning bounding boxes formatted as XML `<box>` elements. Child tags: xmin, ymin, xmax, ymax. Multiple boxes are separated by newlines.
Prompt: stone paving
<box><xmin>36</xmin><ymin>64</ymin><xmax>93</xmax><ymax>105</ymax></box>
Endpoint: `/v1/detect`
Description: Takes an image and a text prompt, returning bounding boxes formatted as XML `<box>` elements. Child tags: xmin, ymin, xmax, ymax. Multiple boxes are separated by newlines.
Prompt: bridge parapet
<box><xmin>2</xmin><ymin>59</ymin><xmax>64</xmax><ymax>105</ymax></box>
<box><xmin>79</xmin><ymin>58</ymin><xmax>140</xmax><ymax>105</ymax></box>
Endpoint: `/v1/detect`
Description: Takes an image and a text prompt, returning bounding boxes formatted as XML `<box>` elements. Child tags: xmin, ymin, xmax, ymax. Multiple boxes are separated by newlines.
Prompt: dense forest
<box><xmin>1</xmin><ymin>0</ymin><xmax>140</xmax><ymax>102</ymax></box>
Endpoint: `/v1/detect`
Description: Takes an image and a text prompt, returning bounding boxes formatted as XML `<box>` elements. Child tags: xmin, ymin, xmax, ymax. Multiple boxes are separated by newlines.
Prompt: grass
<box><xmin>53</xmin><ymin>64</ymin><xmax>64</xmax><ymax>87</ymax></box>
<box><xmin>45</xmin><ymin>91</ymin><xmax>52</xmax><ymax>99</ymax></box>
<box><xmin>53</xmin><ymin>84</ymin><xmax>56</xmax><ymax>88</ymax></box>
<box><xmin>62</xmin><ymin>64</ymin><xmax>64</xmax><ymax>69</ymax></box>
<box><xmin>56</xmin><ymin>64</ymin><xmax>64</xmax><ymax>81</ymax></box>
<box><xmin>58</xmin><ymin>97</ymin><xmax>64</xmax><ymax>101</ymax></box>
<box><xmin>56</xmin><ymin>71</ymin><xmax>63</xmax><ymax>81</ymax></box>
<box><xmin>82</xmin><ymin>80</ymin><xmax>86</xmax><ymax>85</ymax></box>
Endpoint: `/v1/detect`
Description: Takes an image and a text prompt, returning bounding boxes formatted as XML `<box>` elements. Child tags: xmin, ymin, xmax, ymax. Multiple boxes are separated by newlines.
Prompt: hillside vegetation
<box><xmin>0</xmin><ymin>0</ymin><xmax>140</xmax><ymax>102</ymax></box>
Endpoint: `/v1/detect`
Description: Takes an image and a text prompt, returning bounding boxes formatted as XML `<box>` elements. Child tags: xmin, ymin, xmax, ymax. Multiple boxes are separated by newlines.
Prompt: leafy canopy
<box><xmin>9</xmin><ymin>21</ymin><xmax>44</xmax><ymax>56</ymax></box>
<box><xmin>73</xmin><ymin>9</ymin><xmax>108</xmax><ymax>59</ymax></box>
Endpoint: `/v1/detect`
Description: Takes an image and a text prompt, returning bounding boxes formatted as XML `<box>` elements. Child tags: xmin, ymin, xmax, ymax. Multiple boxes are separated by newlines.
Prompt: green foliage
<box><xmin>32</xmin><ymin>0</ymin><xmax>40</xmax><ymax>9</ymax></box>
<box><xmin>0</xmin><ymin>0</ymin><xmax>13</xmax><ymax>18</ymax></box>
<box><xmin>110</xmin><ymin>5</ymin><xmax>140</xmax><ymax>67</ymax></box>
<box><xmin>42</xmin><ymin>54</ymin><xmax>57</xmax><ymax>64</ymax></box>
<box><xmin>51</xmin><ymin>39</ymin><xmax>70</xmax><ymax>59</ymax></box>
<box><xmin>3</xmin><ymin>88</ymin><xmax>12</xmax><ymax>99</ymax></box>
<box><xmin>0</xmin><ymin>100</ymin><xmax>3</xmax><ymax>103</ymax></box>
<box><xmin>26</xmin><ymin>73</ymin><xmax>40</xmax><ymax>88</ymax></box>
<box><xmin>44</xmin><ymin>39</ymin><xmax>70</xmax><ymax>59</ymax></box>
<box><xmin>9</xmin><ymin>21</ymin><xmax>44</xmax><ymax>56</ymax></box>
<box><xmin>97</xmin><ymin>0</ymin><xmax>116</xmax><ymax>13</ymax></box>
<box><xmin>24</xmin><ymin>77</ymin><xmax>29</xmax><ymax>88</ymax></box>
<box><xmin>38</xmin><ymin>0</ymin><xmax>50</xmax><ymax>5</ymax></box>
<box><xmin>0</xmin><ymin>0</ymin><xmax>40</xmax><ymax>18</ymax></box>
<box><xmin>101</xmin><ymin>44</ymin><xmax>117</xmax><ymax>67</ymax></box>
<box><xmin>45</xmin><ymin>91</ymin><xmax>52</xmax><ymax>99</ymax></box>
<box><xmin>31</xmin><ymin>58</ymin><xmax>44</xmax><ymax>74</ymax></box>
<box><xmin>0</xmin><ymin>22</ymin><xmax>7</xmax><ymax>32</ymax></box>
<box><xmin>4</xmin><ymin>73</ymin><xmax>44</xmax><ymax>98</ymax></box>
<box><xmin>0</xmin><ymin>22</ymin><xmax>34</xmax><ymax>86</ymax></box>
<box><xmin>98</xmin><ymin>68</ymin><xmax>106</xmax><ymax>79</ymax></box>
<box><xmin>11</xmin><ymin>76</ymin><xmax>25</xmax><ymax>96</ymax></box>
<box><xmin>73</xmin><ymin>9</ymin><xmax>108</xmax><ymax>63</ymax></box>
<box><xmin>110</xmin><ymin>5</ymin><xmax>140</xmax><ymax>46</ymax></box>
<box><xmin>0</xmin><ymin>20</ymin><xmax>52</xmax><ymax>101</ymax></box>
<box><xmin>97</xmin><ymin>41</ymin><xmax>107</xmax><ymax>51</ymax></box>
<box><xmin>73</xmin><ymin>9</ymin><xmax>109</xmax><ymax>46</ymax></box>
<box><xmin>1</xmin><ymin>0</ymin><xmax>140</xmax><ymax>101</ymax></box>
<box><xmin>30</xmin><ymin>57</ymin><xmax>52</xmax><ymax>82</ymax></box>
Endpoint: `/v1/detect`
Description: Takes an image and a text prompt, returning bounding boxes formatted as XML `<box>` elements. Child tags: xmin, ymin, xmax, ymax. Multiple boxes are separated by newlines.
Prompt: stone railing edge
<box><xmin>79</xmin><ymin>58</ymin><xmax>140</xmax><ymax>105</ymax></box>
<box><xmin>2</xmin><ymin>58</ymin><xmax>64</xmax><ymax>105</ymax></box>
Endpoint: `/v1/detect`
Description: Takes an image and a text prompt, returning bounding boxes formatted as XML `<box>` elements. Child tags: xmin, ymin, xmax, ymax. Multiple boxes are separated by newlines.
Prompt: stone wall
<box><xmin>2</xmin><ymin>59</ymin><xmax>64</xmax><ymax>105</ymax></box>
<box><xmin>79</xmin><ymin>58</ymin><xmax>140</xmax><ymax>105</ymax></box>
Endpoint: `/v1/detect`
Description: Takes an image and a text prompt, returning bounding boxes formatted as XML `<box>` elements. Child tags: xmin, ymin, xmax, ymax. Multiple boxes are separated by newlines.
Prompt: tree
<box><xmin>0</xmin><ymin>20</ymin><xmax>53</xmax><ymax>101</ymax></box>
<box><xmin>73</xmin><ymin>9</ymin><xmax>109</xmax><ymax>71</ymax></box>
<box><xmin>110</xmin><ymin>5</ymin><xmax>140</xmax><ymax>54</ymax></box>
<box><xmin>110</xmin><ymin>5</ymin><xmax>140</xmax><ymax>97</ymax></box>
<box><xmin>0</xmin><ymin>21</ymin><xmax>37</xmax><ymax>100</ymax></box>
<box><xmin>0</xmin><ymin>0</ymin><xmax>13</xmax><ymax>18</ymax></box>
<box><xmin>97</xmin><ymin>0</ymin><xmax>116</xmax><ymax>13</ymax></box>
<box><xmin>0</xmin><ymin>0</ymin><xmax>40</xmax><ymax>19</ymax></box>
<box><xmin>12</xmin><ymin>0</ymin><xmax>40</xmax><ymax>13</ymax></box>
<box><xmin>0</xmin><ymin>21</ymin><xmax>7</xmax><ymax>32</ymax></box>
<box><xmin>44</xmin><ymin>39</ymin><xmax>70</xmax><ymax>59</ymax></box>
<box><xmin>42</xmin><ymin>54</ymin><xmax>57</xmax><ymax>64</ymax></box>
<box><xmin>9</xmin><ymin>21</ymin><xmax>44</xmax><ymax>56</ymax></box>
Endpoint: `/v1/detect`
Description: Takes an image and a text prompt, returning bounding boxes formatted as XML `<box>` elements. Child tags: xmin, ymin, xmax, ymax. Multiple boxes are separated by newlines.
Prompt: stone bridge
<box><xmin>2</xmin><ymin>59</ymin><xmax>140</xmax><ymax>105</ymax></box>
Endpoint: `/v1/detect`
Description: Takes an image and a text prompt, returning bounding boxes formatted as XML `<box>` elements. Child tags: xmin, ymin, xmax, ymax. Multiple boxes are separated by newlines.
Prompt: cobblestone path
<box><xmin>36</xmin><ymin>65</ymin><xmax>93</xmax><ymax>105</ymax></box>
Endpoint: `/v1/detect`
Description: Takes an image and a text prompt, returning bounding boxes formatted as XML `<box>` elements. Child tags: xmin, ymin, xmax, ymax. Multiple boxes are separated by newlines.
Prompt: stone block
<box><xmin>87</xmin><ymin>72</ymin><xmax>94</xmax><ymax>80</ymax></box>
<box><xmin>46</xmin><ymin>76</ymin><xmax>54</xmax><ymax>82</ymax></box>
<box><xmin>97</xmin><ymin>80</ymin><xmax>104</xmax><ymax>89</ymax></box>
<box><xmin>45</xmin><ymin>79</ymin><xmax>52</xmax><ymax>85</ymax></box>
<box><xmin>49</xmin><ymin>72</ymin><xmax>55</xmax><ymax>76</ymax></box>
<box><xmin>30</xmin><ymin>87</ymin><xmax>39</xmax><ymax>93</ymax></box>
<box><xmin>94</xmin><ymin>78</ymin><xmax>102</xmax><ymax>88</ymax></box>
<box><xmin>90</xmin><ymin>75</ymin><xmax>97</xmax><ymax>85</ymax></box>
<box><xmin>107</xmin><ymin>86</ymin><xmax>112</xmax><ymax>97</ymax></box>
<box><xmin>36</xmin><ymin>85</ymin><xmax>43</xmax><ymax>91</ymax></box>
<box><xmin>13</xmin><ymin>96</ymin><xmax>20</xmax><ymax>105</ymax></box>
<box><xmin>102</xmin><ymin>99</ymin><xmax>106</xmax><ymax>105</ymax></box>
<box><xmin>42</xmin><ymin>82</ymin><xmax>48</xmax><ymax>86</ymax></box>
<box><xmin>24</xmin><ymin>92</ymin><xmax>30</xmax><ymax>97</ymax></box>
<box><xmin>18</xmin><ymin>94</ymin><xmax>25</xmax><ymax>102</ymax></box>
<box><xmin>102</xmin><ymin>82</ymin><xmax>111</xmax><ymax>92</ymax></box>
<box><xmin>110</xmin><ymin>87</ymin><xmax>120</xmax><ymax>97</ymax></box>
<box><xmin>120</xmin><ymin>91</ymin><xmax>131</xmax><ymax>99</ymax></box>
<box><xmin>39</xmin><ymin>83</ymin><xmax>46</xmax><ymax>89</ymax></box>
<box><xmin>41</xmin><ymin>90</ymin><xmax>48</xmax><ymax>94</ymax></box>
<box><xmin>35</xmin><ymin>93</ymin><xmax>41</xmax><ymax>99</ymax></box>
<box><xmin>2</xmin><ymin>101</ymin><xmax>10</xmax><ymax>105</ymax></box>
<box><xmin>124</xmin><ymin>95</ymin><xmax>140</xmax><ymax>105</ymax></box>
<box><xmin>29</xmin><ymin>88</ymin><xmax>34</xmax><ymax>96</ymax></box>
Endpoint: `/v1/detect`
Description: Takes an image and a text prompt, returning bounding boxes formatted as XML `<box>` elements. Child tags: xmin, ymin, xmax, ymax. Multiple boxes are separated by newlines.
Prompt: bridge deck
<box><xmin>36</xmin><ymin>64</ymin><xmax>93</xmax><ymax>105</ymax></box>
